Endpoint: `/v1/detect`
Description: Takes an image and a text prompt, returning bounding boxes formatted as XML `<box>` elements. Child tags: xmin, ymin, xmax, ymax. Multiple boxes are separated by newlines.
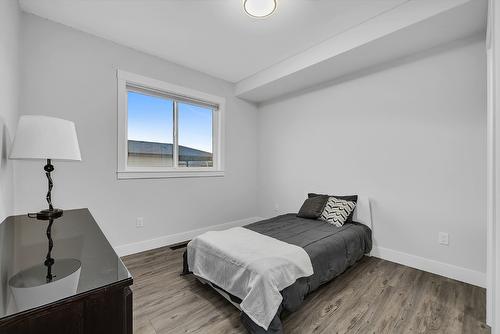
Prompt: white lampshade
<box><xmin>9</xmin><ymin>115</ymin><xmax>82</xmax><ymax>161</ymax></box>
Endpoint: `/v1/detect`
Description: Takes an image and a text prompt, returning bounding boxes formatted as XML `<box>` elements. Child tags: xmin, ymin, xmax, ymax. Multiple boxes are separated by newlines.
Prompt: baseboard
<box><xmin>371</xmin><ymin>246</ymin><xmax>486</xmax><ymax>288</ymax></box>
<box><xmin>114</xmin><ymin>216</ymin><xmax>263</xmax><ymax>257</ymax></box>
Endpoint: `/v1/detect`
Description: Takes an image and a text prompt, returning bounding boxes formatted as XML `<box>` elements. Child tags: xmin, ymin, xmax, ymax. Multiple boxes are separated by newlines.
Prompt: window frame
<box><xmin>117</xmin><ymin>70</ymin><xmax>225</xmax><ymax>179</ymax></box>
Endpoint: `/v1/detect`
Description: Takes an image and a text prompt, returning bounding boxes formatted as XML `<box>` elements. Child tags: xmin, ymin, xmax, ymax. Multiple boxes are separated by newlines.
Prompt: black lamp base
<box><xmin>29</xmin><ymin>209</ymin><xmax>63</xmax><ymax>221</ymax></box>
<box><xmin>26</xmin><ymin>159</ymin><xmax>64</xmax><ymax>221</ymax></box>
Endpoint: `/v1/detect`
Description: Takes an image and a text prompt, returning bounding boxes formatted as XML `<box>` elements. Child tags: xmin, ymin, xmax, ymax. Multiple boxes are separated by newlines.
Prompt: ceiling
<box><xmin>236</xmin><ymin>0</ymin><xmax>487</xmax><ymax>103</ymax></box>
<box><xmin>19</xmin><ymin>0</ymin><xmax>409</xmax><ymax>83</ymax></box>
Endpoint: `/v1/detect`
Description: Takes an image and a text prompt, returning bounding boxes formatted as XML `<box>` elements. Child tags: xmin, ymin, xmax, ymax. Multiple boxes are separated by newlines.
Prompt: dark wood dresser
<box><xmin>0</xmin><ymin>209</ymin><xmax>133</xmax><ymax>334</ymax></box>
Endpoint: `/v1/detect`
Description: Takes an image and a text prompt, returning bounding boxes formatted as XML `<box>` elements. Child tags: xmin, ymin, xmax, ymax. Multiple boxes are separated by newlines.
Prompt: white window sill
<box><xmin>117</xmin><ymin>170</ymin><xmax>225</xmax><ymax>180</ymax></box>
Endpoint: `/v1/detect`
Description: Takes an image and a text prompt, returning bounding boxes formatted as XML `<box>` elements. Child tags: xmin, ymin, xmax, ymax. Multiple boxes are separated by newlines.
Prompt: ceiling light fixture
<box><xmin>244</xmin><ymin>0</ymin><xmax>277</xmax><ymax>18</ymax></box>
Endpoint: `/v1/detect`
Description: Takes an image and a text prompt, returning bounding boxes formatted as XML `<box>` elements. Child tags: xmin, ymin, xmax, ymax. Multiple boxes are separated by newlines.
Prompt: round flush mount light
<box><xmin>244</xmin><ymin>0</ymin><xmax>277</xmax><ymax>18</ymax></box>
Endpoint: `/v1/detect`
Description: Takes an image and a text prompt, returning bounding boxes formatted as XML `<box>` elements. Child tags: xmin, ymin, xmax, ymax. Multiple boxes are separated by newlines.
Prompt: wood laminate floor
<box><xmin>122</xmin><ymin>246</ymin><xmax>489</xmax><ymax>334</ymax></box>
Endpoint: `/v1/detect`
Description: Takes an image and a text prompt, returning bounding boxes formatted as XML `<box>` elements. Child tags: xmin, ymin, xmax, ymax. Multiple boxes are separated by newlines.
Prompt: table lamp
<box><xmin>9</xmin><ymin>115</ymin><xmax>82</xmax><ymax>220</ymax></box>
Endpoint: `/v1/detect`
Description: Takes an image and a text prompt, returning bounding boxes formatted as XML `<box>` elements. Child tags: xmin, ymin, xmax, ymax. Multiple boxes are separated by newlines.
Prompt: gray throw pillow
<box><xmin>297</xmin><ymin>195</ymin><xmax>329</xmax><ymax>219</ymax></box>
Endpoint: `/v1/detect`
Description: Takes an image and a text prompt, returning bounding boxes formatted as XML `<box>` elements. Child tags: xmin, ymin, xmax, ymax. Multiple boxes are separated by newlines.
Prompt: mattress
<box><xmin>183</xmin><ymin>213</ymin><xmax>372</xmax><ymax>334</ymax></box>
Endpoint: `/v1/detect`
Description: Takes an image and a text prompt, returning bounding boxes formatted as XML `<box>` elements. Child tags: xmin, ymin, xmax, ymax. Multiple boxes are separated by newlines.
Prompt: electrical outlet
<box><xmin>438</xmin><ymin>232</ymin><xmax>449</xmax><ymax>246</ymax></box>
<box><xmin>136</xmin><ymin>217</ymin><xmax>144</xmax><ymax>228</ymax></box>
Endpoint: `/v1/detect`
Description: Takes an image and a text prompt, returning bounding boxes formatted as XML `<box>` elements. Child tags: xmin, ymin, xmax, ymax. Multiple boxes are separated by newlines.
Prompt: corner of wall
<box><xmin>0</xmin><ymin>0</ymin><xmax>21</xmax><ymax>222</ymax></box>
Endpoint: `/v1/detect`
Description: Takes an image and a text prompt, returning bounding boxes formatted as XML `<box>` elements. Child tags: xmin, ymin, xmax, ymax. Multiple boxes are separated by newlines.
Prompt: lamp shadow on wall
<box><xmin>0</xmin><ymin>117</ymin><xmax>13</xmax><ymax>316</ymax></box>
<box><xmin>0</xmin><ymin>118</ymin><xmax>11</xmax><ymax>171</ymax></box>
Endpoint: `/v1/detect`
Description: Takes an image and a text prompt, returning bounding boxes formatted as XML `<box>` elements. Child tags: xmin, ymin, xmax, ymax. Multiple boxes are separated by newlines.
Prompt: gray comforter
<box><xmin>183</xmin><ymin>214</ymin><xmax>372</xmax><ymax>334</ymax></box>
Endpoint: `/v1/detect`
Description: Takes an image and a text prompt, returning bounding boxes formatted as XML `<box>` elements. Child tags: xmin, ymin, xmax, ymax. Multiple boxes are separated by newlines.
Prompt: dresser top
<box><xmin>0</xmin><ymin>209</ymin><xmax>132</xmax><ymax>319</ymax></box>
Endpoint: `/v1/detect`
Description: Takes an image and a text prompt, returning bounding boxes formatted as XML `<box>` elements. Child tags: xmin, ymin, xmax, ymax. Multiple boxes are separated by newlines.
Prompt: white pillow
<box><xmin>320</xmin><ymin>196</ymin><xmax>356</xmax><ymax>227</ymax></box>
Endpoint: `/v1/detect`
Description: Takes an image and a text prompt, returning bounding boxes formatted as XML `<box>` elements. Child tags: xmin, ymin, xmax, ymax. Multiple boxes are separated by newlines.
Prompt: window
<box><xmin>127</xmin><ymin>91</ymin><xmax>174</xmax><ymax>168</ymax></box>
<box><xmin>117</xmin><ymin>70</ymin><xmax>224</xmax><ymax>179</ymax></box>
<box><xmin>177</xmin><ymin>102</ymin><xmax>213</xmax><ymax>168</ymax></box>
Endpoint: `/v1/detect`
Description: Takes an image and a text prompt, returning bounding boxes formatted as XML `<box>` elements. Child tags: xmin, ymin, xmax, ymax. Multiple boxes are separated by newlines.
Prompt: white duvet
<box><xmin>187</xmin><ymin>227</ymin><xmax>313</xmax><ymax>330</ymax></box>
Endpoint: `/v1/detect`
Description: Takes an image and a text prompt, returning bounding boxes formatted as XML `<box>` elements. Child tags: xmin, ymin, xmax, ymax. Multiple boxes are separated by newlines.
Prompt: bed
<box><xmin>182</xmin><ymin>196</ymin><xmax>373</xmax><ymax>334</ymax></box>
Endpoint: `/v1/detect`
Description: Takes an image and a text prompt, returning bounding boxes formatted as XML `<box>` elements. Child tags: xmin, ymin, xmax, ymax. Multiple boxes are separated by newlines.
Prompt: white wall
<box><xmin>0</xmin><ymin>0</ymin><xmax>20</xmax><ymax>222</ymax></box>
<box><xmin>257</xmin><ymin>38</ymin><xmax>487</xmax><ymax>281</ymax></box>
<box><xmin>15</xmin><ymin>14</ymin><xmax>258</xmax><ymax>250</ymax></box>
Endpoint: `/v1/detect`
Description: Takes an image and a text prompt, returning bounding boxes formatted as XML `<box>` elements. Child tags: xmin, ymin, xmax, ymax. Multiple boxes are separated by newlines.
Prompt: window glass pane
<box><xmin>127</xmin><ymin>91</ymin><xmax>174</xmax><ymax>167</ymax></box>
<box><xmin>178</xmin><ymin>102</ymin><xmax>213</xmax><ymax>168</ymax></box>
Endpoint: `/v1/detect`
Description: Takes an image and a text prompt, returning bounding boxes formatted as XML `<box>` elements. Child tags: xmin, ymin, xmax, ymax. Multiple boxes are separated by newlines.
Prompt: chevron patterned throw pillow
<box><xmin>320</xmin><ymin>196</ymin><xmax>356</xmax><ymax>227</ymax></box>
